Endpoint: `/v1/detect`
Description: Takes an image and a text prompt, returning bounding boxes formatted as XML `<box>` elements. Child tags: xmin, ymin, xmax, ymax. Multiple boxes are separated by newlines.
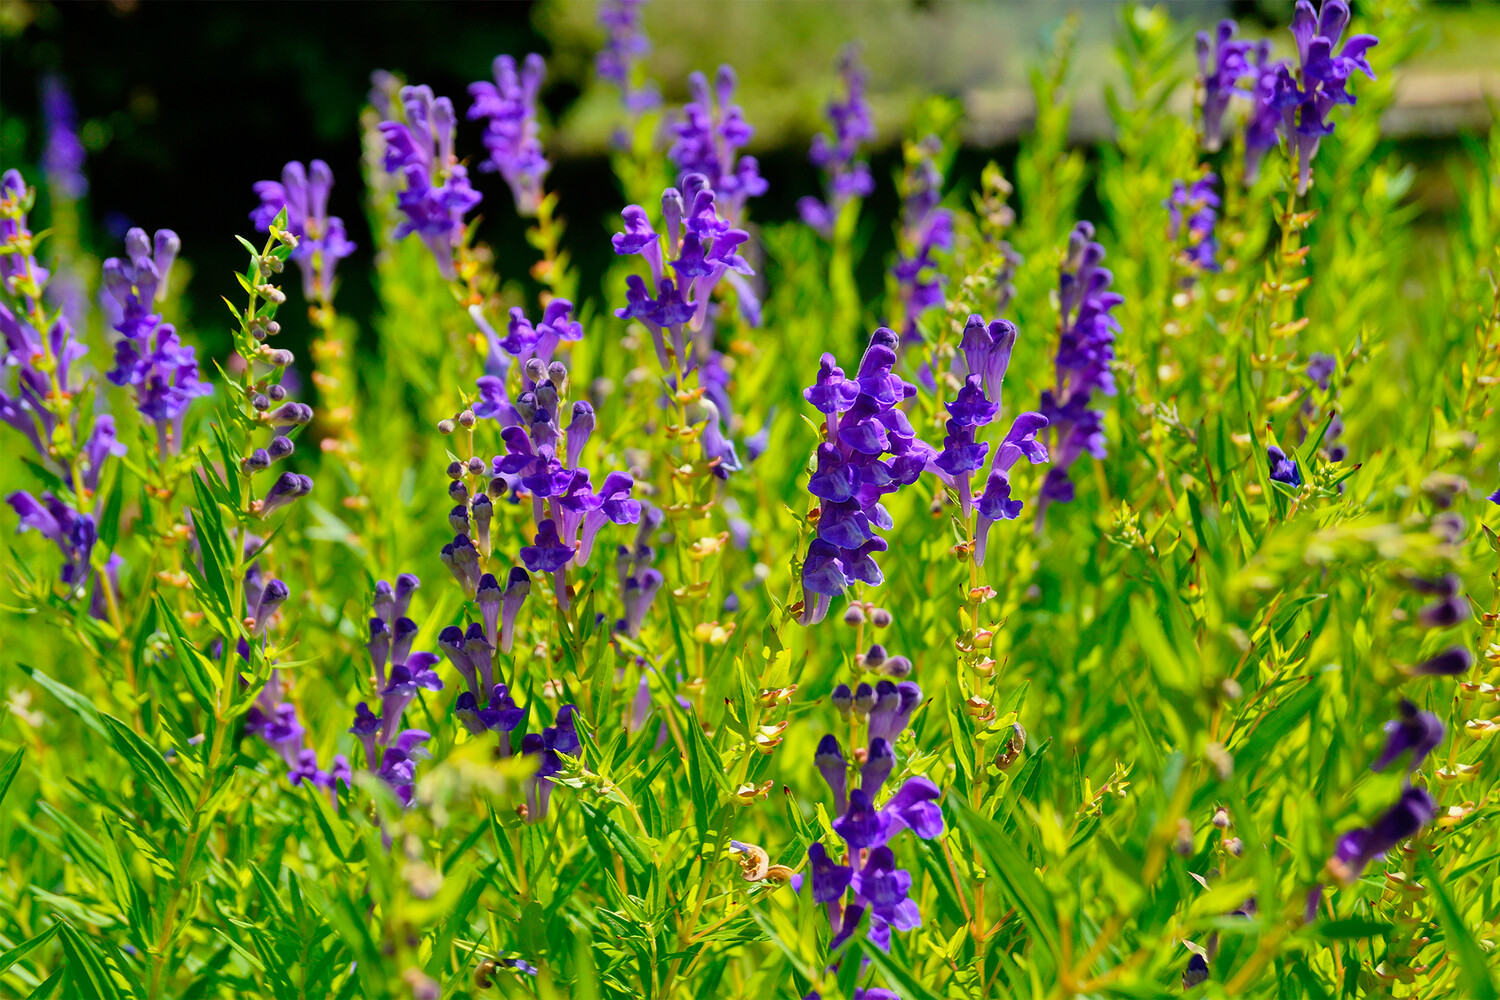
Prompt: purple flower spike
<box><xmin>959</xmin><ymin>315</ymin><xmax>1018</xmax><ymax>404</ymax></box>
<box><xmin>500</xmin><ymin>566</ymin><xmax>532</xmax><ymax>654</ymax></box>
<box><xmin>469</xmin><ymin>53</ymin><xmax>550</xmax><ymax>216</ymax></box>
<box><xmin>378</xmin><ymin>84</ymin><xmax>483</xmax><ymax>279</ymax></box>
<box><xmin>668</xmin><ymin>65</ymin><xmax>767</xmax><ymax>221</ymax></box>
<box><xmin>250</xmin><ymin>160</ymin><xmax>357</xmax><ymax>302</ymax></box>
<box><xmin>1326</xmin><ymin>786</ymin><xmax>1435</xmax><ymax>887</ymax></box>
<box><xmin>618</xmin><ymin>567</ymin><xmax>663</xmax><ymax>637</ymax></box>
<box><xmin>1165</xmin><ymin>174</ymin><xmax>1222</xmax><ymax>273</ymax></box>
<box><xmin>454</xmin><ymin>690</ymin><xmax>501</xmax><ymax>736</ymax></box>
<box><xmin>597</xmin><ymin>0</ymin><xmax>660</xmax><ymax>116</ymax></box>
<box><xmin>1196</xmin><ymin>21</ymin><xmax>1256</xmax><ymax>153</ymax></box>
<box><xmin>799</xmin><ymin>46</ymin><xmax>875</xmax><ymax>238</ymax></box>
<box><xmin>1372</xmin><ymin>699</ymin><xmax>1444</xmax><ymax>772</ymax></box>
<box><xmin>852</xmin><ymin>846</ymin><xmax>922</xmax><ymax>935</ymax></box>
<box><xmin>578</xmin><ymin>471</ymin><xmax>640</xmax><ymax>566</ymax></box>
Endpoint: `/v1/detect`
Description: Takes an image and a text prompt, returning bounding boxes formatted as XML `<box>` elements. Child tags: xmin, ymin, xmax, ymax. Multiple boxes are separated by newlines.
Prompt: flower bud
<box><xmin>842</xmin><ymin>604</ymin><xmax>865</xmax><ymax>626</ymax></box>
<box><xmin>467</xmin><ymin>456</ymin><xmax>486</xmax><ymax>476</ymax></box>
<box><xmin>547</xmin><ymin>361</ymin><xmax>568</xmax><ymax>390</ymax></box>
<box><xmin>266</xmin><ymin>349</ymin><xmax>294</xmax><ymax>368</ymax></box>
<box><xmin>830</xmin><ymin>683</ymin><xmax>853</xmax><ymax>718</ymax></box>
<box><xmin>267</xmin><ymin>383</ymin><xmax>287</xmax><ymax>401</ymax></box>
<box><xmin>459</xmin><ymin>410</ymin><xmax>476</xmax><ymax>429</ymax></box>
<box><xmin>524</xmin><ymin>358</ymin><xmax>548</xmax><ymax>384</ymax></box>
<box><xmin>438</xmin><ymin>419</ymin><xmax>456</xmax><ymax>435</ymax></box>
<box><xmin>879</xmin><ymin>655</ymin><xmax>912</xmax><ymax>678</ymax></box>
<box><xmin>449</xmin><ymin>505</ymin><xmax>470</xmax><ymax>535</ymax></box>
<box><xmin>252</xmin><ymin>393</ymin><xmax>270</xmax><ymax>411</ymax></box>
<box><xmin>862</xmin><ymin>644</ymin><xmax>888</xmax><ymax>669</ymax></box>
<box><xmin>852</xmin><ymin>682</ymin><xmax>876</xmax><ymax>716</ymax></box>
<box><xmin>449</xmin><ymin>479</ymin><xmax>469</xmax><ymax>504</ymax></box>
<box><xmin>242</xmin><ymin>449</ymin><xmax>271</xmax><ymax>473</ymax></box>
<box><xmin>267</xmin><ymin>436</ymin><xmax>294</xmax><ymax>461</ymax></box>
<box><xmin>870</xmin><ymin>607</ymin><xmax>893</xmax><ymax>628</ymax></box>
<box><xmin>447</xmin><ymin>461</ymin><xmax>464</xmax><ymax>481</ymax></box>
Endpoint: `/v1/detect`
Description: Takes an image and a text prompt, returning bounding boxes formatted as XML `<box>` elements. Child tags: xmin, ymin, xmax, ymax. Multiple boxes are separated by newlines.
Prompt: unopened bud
<box><xmin>267</xmin><ymin>383</ymin><xmax>287</xmax><ymax>401</ymax></box>
<box><xmin>1212</xmin><ymin>807</ymin><xmax>1231</xmax><ymax>829</ymax></box>
<box><xmin>879</xmin><ymin>655</ymin><xmax>912</xmax><ymax>678</ymax></box>
<box><xmin>467</xmin><ymin>456</ymin><xmax>486</xmax><ymax>476</ymax></box>
<box><xmin>842</xmin><ymin>604</ymin><xmax>865</xmax><ymax>626</ymax></box>
<box><xmin>438</xmin><ymin>419</ymin><xmax>456</xmax><ymax>435</ymax></box>
<box><xmin>870</xmin><ymin>607</ymin><xmax>893</xmax><ymax>628</ymax></box>
<box><xmin>458</xmin><ymin>410</ymin><xmax>476</xmax><ymax>429</ymax></box>
<box><xmin>252</xmin><ymin>393</ymin><xmax>270</xmax><ymax>411</ymax></box>
<box><xmin>524</xmin><ymin>358</ymin><xmax>547</xmax><ymax>384</ymax></box>
<box><xmin>447</xmin><ymin>461</ymin><xmax>464</xmax><ymax>481</ymax></box>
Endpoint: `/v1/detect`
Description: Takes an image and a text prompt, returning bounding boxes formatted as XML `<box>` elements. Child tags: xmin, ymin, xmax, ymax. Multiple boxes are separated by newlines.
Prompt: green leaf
<box><xmin>20</xmin><ymin>663</ymin><xmax>107</xmax><ymax>740</ymax></box>
<box><xmin>0</xmin><ymin>745</ymin><xmax>23</xmax><ymax>808</ymax></box>
<box><xmin>100</xmin><ymin>713</ymin><xmax>192</xmax><ymax>824</ymax></box>
<box><xmin>951</xmin><ymin>799</ymin><xmax>1061</xmax><ymax>964</ymax></box>
<box><xmin>865</xmin><ymin>945</ymin><xmax>946</xmax><ymax>1000</ymax></box>
<box><xmin>580</xmin><ymin>802</ymin><xmax>654</xmax><ymax>878</ymax></box>
<box><xmin>1313</xmin><ymin>917</ymin><xmax>1393</xmax><ymax>940</ymax></box>
<box><xmin>1418</xmin><ymin>852</ymin><xmax>1498</xmax><ymax>1000</ymax></box>
<box><xmin>0</xmin><ymin>924</ymin><xmax>58</xmax><ymax>977</ymax></box>
<box><xmin>57</xmin><ymin>923</ymin><xmax>127</xmax><ymax>1000</ymax></box>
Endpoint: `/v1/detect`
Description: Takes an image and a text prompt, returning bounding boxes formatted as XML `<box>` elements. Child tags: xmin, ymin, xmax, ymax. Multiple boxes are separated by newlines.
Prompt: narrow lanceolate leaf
<box><xmin>57</xmin><ymin>923</ymin><xmax>127</xmax><ymax>1000</ymax></box>
<box><xmin>1418</xmin><ymin>853</ymin><xmax>1498</xmax><ymax>1000</ymax></box>
<box><xmin>951</xmin><ymin>799</ymin><xmax>1061</xmax><ymax>963</ymax></box>
<box><xmin>100</xmin><ymin>713</ymin><xmax>192</xmax><ymax>824</ymax></box>
<box><xmin>0</xmin><ymin>923</ymin><xmax>58</xmax><ymax>977</ymax></box>
<box><xmin>0</xmin><ymin>745</ymin><xmax>23</xmax><ymax>808</ymax></box>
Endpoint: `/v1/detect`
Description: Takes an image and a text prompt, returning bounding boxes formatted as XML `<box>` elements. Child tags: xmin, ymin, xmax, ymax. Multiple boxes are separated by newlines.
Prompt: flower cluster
<box><xmin>668</xmin><ymin>65</ymin><xmax>767</xmax><ymax>222</ymax></box>
<box><xmin>799</xmin><ymin>328</ymin><xmax>930</xmax><ymax>625</ymax></box>
<box><xmin>469</xmin><ymin>54</ymin><xmax>550</xmax><ymax>217</ymax></box>
<box><xmin>798</xmin><ymin>48</ymin><xmax>876</xmax><ymax>238</ymax></box>
<box><xmin>891</xmin><ymin>136</ymin><xmax>953</xmax><ymax>345</ymax></box>
<box><xmin>1037</xmin><ymin>222</ymin><xmax>1121</xmax><ymax>520</ymax></box>
<box><xmin>597</xmin><ymin>0</ymin><xmax>659</xmax><ymax>115</ymax></box>
<box><xmin>1198</xmin><ymin>5</ymin><xmax>1378</xmax><ymax>194</ymax></box>
<box><xmin>1267</xmin><ymin>444</ymin><xmax>1302</xmax><ymax>487</ymax></box>
<box><xmin>101</xmin><ymin>228</ymin><xmax>213</xmax><ymax>454</ymax></box>
<box><xmin>800</xmin><ymin>680</ymin><xmax>939</xmax><ymax>954</ymax></box>
<box><xmin>472</xmin><ymin>298</ymin><xmax>584</xmax><ymax>378</ymax></box>
<box><xmin>1277</xmin><ymin>1</ymin><xmax>1379</xmax><ymax>195</ymax></box>
<box><xmin>468</xmin><ymin>358</ymin><xmax>644</xmax><ymax>624</ymax></box>
<box><xmin>348</xmin><ymin>574</ymin><xmax>442</xmax><ymax>807</ymax></box>
<box><xmin>1195</xmin><ymin>20</ymin><xmax>1258</xmax><ymax>154</ymax></box>
<box><xmin>1165</xmin><ymin>174</ymin><xmax>1221</xmax><ymax>274</ymax></box>
<box><xmin>1306</xmin><ymin>700</ymin><xmax>1440</xmax><ymax>920</ymax></box>
<box><xmin>378</xmin><ymin>84</ymin><xmax>483</xmax><ymax>279</ymax></box>
<box><xmin>612</xmin><ymin>174</ymin><xmax>755</xmax><ymax>372</ymax></box>
<box><xmin>41</xmin><ymin>73</ymin><xmax>88</xmax><ymax>200</ymax></box>
<box><xmin>250</xmin><ymin>160</ymin><xmax>357</xmax><ymax>304</ymax></box>
<box><xmin>3</xmin><ymin>170</ymin><xmax>122</xmax><ymax>607</ymax></box>
<box><xmin>519</xmin><ymin>705</ymin><xmax>581</xmax><ymax>822</ymax></box>
<box><xmin>932</xmin><ymin>315</ymin><xmax>1049</xmax><ymax>565</ymax></box>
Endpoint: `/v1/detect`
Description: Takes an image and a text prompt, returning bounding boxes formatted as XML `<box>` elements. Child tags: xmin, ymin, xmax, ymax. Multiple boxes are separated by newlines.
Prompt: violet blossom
<box><xmin>597</xmin><ymin>0</ymin><xmax>660</xmax><ymax>115</ymax></box>
<box><xmin>250</xmin><ymin>160</ymin><xmax>357</xmax><ymax>304</ymax></box>
<box><xmin>799</xmin><ymin>48</ymin><xmax>876</xmax><ymax>238</ymax></box>
<box><xmin>668</xmin><ymin>65</ymin><xmax>767</xmax><ymax>222</ymax></box>
<box><xmin>1274</xmin><ymin>1</ymin><xmax>1380</xmax><ymax>195</ymax></box>
<box><xmin>1165</xmin><ymin>174</ymin><xmax>1221</xmax><ymax>273</ymax></box>
<box><xmin>891</xmin><ymin>136</ymin><xmax>952</xmax><ymax>345</ymax></box>
<box><xmin>378</xmin><ymin>84</ymin><xmax>483</xmax><ymax>279</ymax></box>
<box><xmin>469</xmin><ymin>54</ymin><xmax>550</xmax><ymax>216</ymax></box>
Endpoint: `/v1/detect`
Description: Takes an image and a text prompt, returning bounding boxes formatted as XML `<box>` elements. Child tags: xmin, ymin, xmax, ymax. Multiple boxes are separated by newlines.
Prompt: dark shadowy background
<box><xmin>1</xmin><ymin>1</ymin><xmax>1491</xmax><ymax>364</ymax></box>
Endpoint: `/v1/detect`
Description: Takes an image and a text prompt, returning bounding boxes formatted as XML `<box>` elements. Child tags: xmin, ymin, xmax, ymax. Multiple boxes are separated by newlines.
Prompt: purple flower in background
<box><xmin>612</xmin><ymin>174</ymin><xmax>757</xmax><ymax>371</ymax></box>
<box><xmin>1036</xmin><ymin>222</ymin><xmax>1121</xmax><ymax>524</ymax></box>
<box><xmin>668</xmin><ymin>65</ymin><xmax>767</xmax><ymax>221</ymax></box>
<box><xmin>469</xmin><ymin>54</ymin><xmax>550</xmax><ymax>216</ymax></box>
<box><xmin>1275</xmin><ymin>0</ymin><xmax>1380</xmax><ymax>194</ymax></box>
<box><xmin>798</xmin><ymin>328</ymin><xmax>932</xmax><ymax>625</ymax></box>
<box><xmin>598</xmin><ymin>0</ymin><xmax>660</xmax><ymax>115</ymax></box>
<box><xmin>1165</xmin><ymin>174</ymin><xmax>1221</xmax><ymax>273</ymax></box>
<box><xmin>1196</xmin><ymin>20</ymin><xmax>1256</xmax><ymax>153</ymax></box>
<box><xmin>101</xmin><ymin>228</ymin><xmax>212</xmax><ymax>454</ymax></box>
<box><xmin>799</xmin><ymin>47</ymin><xmax>876</xmax><ymax>237</ymax></box>
<box><xmin>378</xmin><ymin>84</ymin><xmax>483</xmax><ymax>279</ymax></box>
<box><xmin>1325</xmin><ymin>787</ymin><xmax>1436</xmax><ymax>887</ymax></box>
<box><xmin>1372</xmin><ymin>699</ymin><xmax>1443</xmax><ymax>772</ymax></box>
<box><xmin>250</xmin><ymin>160</ymin><xmax>357</xmax><ymax>303</ymax></box>
<box><xmin>473</xmin><ymin>299</ymin><xmax>583</xmax><ymax>375</ymax></box>
<box><xmin>1243</xmin><ymin>43</ymin><xmax>1285</xmax><ymax>183</ymax></box>
<box><xmin>523</xmin><ymin>704</ymin><xmax>582</xmax><ymax>821</ymax></box>
<box><xmin>891</xmin><ymin>136</ymin><xmax>952</xmax><ymax>345</ymax></box>
<box><xmin>40</xmin><ymin>73</ymin><xmax>88</xmax><ymax>200</ymax></box>
<box><xmin>6</xmin><ymin>490</ymin><xmax>98</xmax><ymax>588</ymax></box>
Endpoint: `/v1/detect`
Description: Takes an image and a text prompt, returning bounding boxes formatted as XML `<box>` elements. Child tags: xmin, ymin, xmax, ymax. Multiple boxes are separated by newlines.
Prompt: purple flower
<box><xmin>1037</xmin><ymin>223</ymin><xmax>1120</xmax><ymax>525</ymax></box>
<box><xmin>1328</xmin><ymin>786</ymin><xmax>1436</xmax><ymax>885</ymax></box>
<box><xmin>378</xmin><ymin>85</ymin><xmax>483</xmax><ymax>279</ymax></box>
<box><xmin>891</xmin><ymin>136</ymin><xmax>952</xmax><ymax>344</ymax></box>
<box><xmin>1165</xmin><ymin>174</ymin><xmax>1221</xmax><ymax>273</ymax></box>
<box><xmin>1411</xmin><ymin>647</ymin><xmax>1472</xmax><ymax>677</ymax></box>
<box><xmin>250</xmin><ymin>160</ymin><xmax>357</xmax><ymax>304</ymax></box>
<box><xmin>668</xmin><ymin>65</ymin><xmax>767</xmax><ymax>221</ymax></box>
<box><xmin>469</xmin><ymin>54</ymin><xmax>550</xmax><ymax>216</ymax></box>
<box><xmin>379</xmin><ymin>652</ymin><xmax>443</xmax><ymax>745</ymax></box>
<box><xmin>1196</xmin><ymin>21</ymin><xmax>1256</xmax><ymax>153</ymax></box>
<box><xmin>6</xmin><ymin>490</ymin><xmax>97</xmax><ymax>588</ymax></box>
<box><xmin>41</xmin><ymin>73</ymin><xmax>88</xmax><ymax>200</ymax></box>
<box><xmin>799</xmin><ymin>47</ymin><xmax>875</xmax><ymax>237</ymax></box>
<box><xmin>522</xmin><ymin>703</ymin><xmax>582</xmax><ymax>821</ymax></box>
<box><xmin>1372</xmin><ymin>700</ymin><xmax>1443</xmax><ymax>772</ymax></box>
<box><xmin>1275</xmin><ymin>1</ymin><xmax>1380</xmax><ymax>195</ymax></box>
<box><xmin>597</xmin><ymin>0</ymin><xmax>660</xmax><ymax>115</ymax></box>
<box><xmin>1266</xmin><ymin>445</ymin><xmax>1301</xmax><ymax>487</ymax></box>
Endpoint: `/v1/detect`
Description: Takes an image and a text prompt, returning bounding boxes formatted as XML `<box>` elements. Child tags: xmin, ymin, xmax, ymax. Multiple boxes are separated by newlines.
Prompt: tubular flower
<box><xmin>1165</xmin><ymin>174</ymin><xmax>1221</xmax><ymax>274</ymax></box>
<box><xmin>1036</xmin><ymin>222</ymin><xmax>1121</xmax><ymax>524</ymax></box>
<box><xmin>1274</xmin><ymin>0</ymin><xmax>1380</xmax><ymax>195</ymax></box>
<box><xmin>798</xmin><ymin>47</ymin><xmax>876</xmax><ymax>237</ymax></box>
<box><xmin>101</xmin><ymin>228</ymin><xmax>212</xmax><ymax>454</ymax></box>
<box><xmin>597</xmin><ymin>0</ymin><xmax>660</xmax><ymax>115</ymax></box>
<box><xmin>668</xmin><ymin>65</ymin><xmax>767</xmax><ymax>222</ymax></box>
<box><xmin>469</xmin><ymin>54</ymin><xmax>550</xmax><ymax>216</ymax></box>
<box><xmin>891</xmin><ymin>136</ymin><xmax>952</xmax><ymax>345</ymax></box>
<box><xmin>798</xmin><ymin>328</ymin><xmax>932</xmax><ymax>625</ymax></box>
<box><xmin>377</xmin><ymin>84</ymin><xmax>483</xmax><ymax>279</ymax></box>
<box><xmin>250</xmin><ymin>160</ymin><xmax>357</xmax><ymax>303</ymax></box>
<box><xmin>1195</xmin><ymin>20</ymin><xmax>1256</xmax><ymax>153</ymax></box>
